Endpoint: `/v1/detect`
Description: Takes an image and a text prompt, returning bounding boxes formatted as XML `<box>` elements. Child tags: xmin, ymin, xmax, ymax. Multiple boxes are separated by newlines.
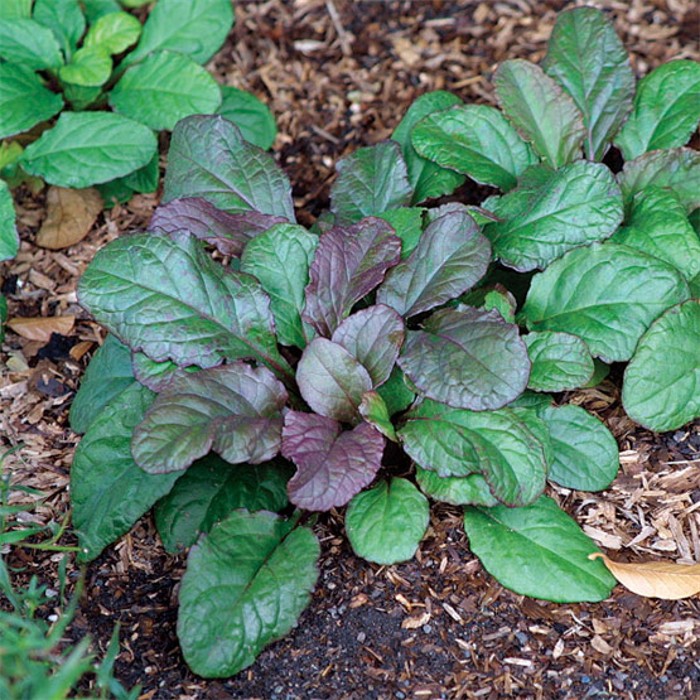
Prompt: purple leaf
<box><xmin>282</xmin><ymin>411</ymin><xmax>385</xmax><ymax>511</ymax></box>
<box><xmin>296</xmin><ymin>338</ymin><xmax>372</xmax><ymax>423</ymax></box>
<box><xmin>132</xmin><ymin>363</ymin><xmax>288</xmax><ymax>473</ymax></box>
<box><xmin>149</xmin><ymin>197</ymin><xmax>285</xmax><ymax>256</ymax></box>
<box><xmin>398</xmin><ymin>307</ymin><xmax>530</xmax><ymax>410</ymax></box>
<box><xmin>302</xmin><ymin>217</ymin><xmax>402</xmax><ymax>337</ymax></box>
<box><xmin>377</xmin><ymin>210</ymin><xmax>491</xmax><ymax>317</ymax></box>
<box><xmin>331</xmin><ymin>305</ymin><xmax>405</xmax><ymax>387</ymax></box>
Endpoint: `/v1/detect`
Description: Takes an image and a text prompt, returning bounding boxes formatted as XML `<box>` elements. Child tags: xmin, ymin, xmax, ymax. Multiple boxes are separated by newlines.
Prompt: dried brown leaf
<box><xmin>36</xmin><ymin>187</ymin><xmax>103</xmax><ymax>250</ymax></box>
<box><xmin>589</xmin><ymin>552</ymin><xmax>700</xmax><ymax>600</ymax></box>
<box><xmin>7</xmin><ymin>315</ymin><xmax>75</xmax><ymax>341</ymax></box>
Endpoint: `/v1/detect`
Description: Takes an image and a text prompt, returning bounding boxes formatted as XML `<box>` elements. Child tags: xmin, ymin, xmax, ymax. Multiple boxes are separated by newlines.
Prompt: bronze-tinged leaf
<box><xmin>7</xmin><ymin>315</ymin><xmax>75</xmax><ymax>341</ymax></box>
<box><xmin>36</xmin><ymin>186</ymin><xmax>103</xmax><ymax>250</ymax></box>
<box><xmin>589</xmin><ymin>552</ymin><xmax>700</xmax><ymax>600</ymax></box>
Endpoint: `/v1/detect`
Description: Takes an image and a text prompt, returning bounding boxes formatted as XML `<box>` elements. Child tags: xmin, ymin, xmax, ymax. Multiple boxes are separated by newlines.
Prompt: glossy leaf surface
<box><xmin>178</xmin><ymin>510</ymin><xmax>319</xmax><ymax>678</ymax></box>
<box><xmin>78</xmin><ymin>232</ymin><xmax>291</xmax><ymax>379</ymax></box>
<box><xmin>522</xmin><ymin>243</ymin><xmax>690</xmax><ymax>362</ymax></box>
<box><xmin>465</xmin><ymin>496</ymin><xmax>616</xmax><ymax>602</ymax></box>
<box><xmin>377</xmin><ymin>210</ymin><xmax>491</xmax><ymax>317</ymax></box>
<box><xmin>398</xmin><ymin>307</ymin><xmax>530</xmax><ymax>410</ymax></box>
<box><xmin>524</xmin><ymin>331</ymin><xmax>594</xmax><ymax>392</ymax></box>
<box><xmin>623</xmin><ymin>300</ymin><xmax>700</xmax><ymax>432</ymax></box>
<box><xmin>345</xmin><ymin>479</ymin><xmax>429</xmax><ymax>564</ymax></box>
<box><xmin>132</xmin><ymin>363</ymin><xmax>287</xmax><ymax>473</ymax></box>
<box><xmin>282</xmin><ymin>411</ymin><xmax>385</xmax><ymax>511</ymax></box>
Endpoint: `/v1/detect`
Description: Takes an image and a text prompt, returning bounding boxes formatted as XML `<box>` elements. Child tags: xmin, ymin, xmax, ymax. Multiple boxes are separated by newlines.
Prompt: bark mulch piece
<box><xmin>1</xmin><ymin>1</ymin><xmax>699</xmax><ymax>698</ymax></box>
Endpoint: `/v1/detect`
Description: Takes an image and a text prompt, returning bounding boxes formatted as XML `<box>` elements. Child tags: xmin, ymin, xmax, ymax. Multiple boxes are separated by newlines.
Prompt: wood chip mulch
<box><xmin>1</xmin><ymin>1</ymin><xmax>699</xmax><ymax>698</ymax></box>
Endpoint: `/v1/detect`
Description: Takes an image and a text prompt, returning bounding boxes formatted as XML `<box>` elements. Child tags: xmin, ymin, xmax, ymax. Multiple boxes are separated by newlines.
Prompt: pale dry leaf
<box><xmin>589</xmin><ymin>552</ymin><xmax>700</xmax><ymax>600</ymax></box>
<box><xmin>7</xmin><ymin>315</ymin><xmax>75</xmax><ymax>342</ymax></box>
<box><xmin>36</xmin><ymin>187</ymin><xmax>103</xmax><ymax>250</ymax></box>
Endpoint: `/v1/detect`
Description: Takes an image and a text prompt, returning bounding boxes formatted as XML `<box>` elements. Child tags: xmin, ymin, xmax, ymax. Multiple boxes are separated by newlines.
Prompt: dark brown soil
<box><xmin>2</xmin><ymin>1</ymin><xmax>700</xmax><ymax>699</ymax></box>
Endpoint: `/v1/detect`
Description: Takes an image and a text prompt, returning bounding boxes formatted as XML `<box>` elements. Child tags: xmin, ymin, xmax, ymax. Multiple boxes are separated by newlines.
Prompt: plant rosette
<box><xmin>0</xmin><ymin>0</ymin><xmax>277</xmax><ymax>250</ymax></box>
<box><xmin>69</xmin><ymin>6</ymin><xmax>699</xmax><ymax>680</ymax></box>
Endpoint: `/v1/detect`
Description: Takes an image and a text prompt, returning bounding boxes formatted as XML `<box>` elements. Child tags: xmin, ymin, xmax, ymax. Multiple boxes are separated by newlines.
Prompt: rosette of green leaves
<box><xmin>409</xmin><ymin>6</ymin><xmax>700</xmax><ymax>434</ymax></box>
<box><xmin>0</xmin><ymin>0</ymin><xmax>277</xmax><ymax>210</ymax></box>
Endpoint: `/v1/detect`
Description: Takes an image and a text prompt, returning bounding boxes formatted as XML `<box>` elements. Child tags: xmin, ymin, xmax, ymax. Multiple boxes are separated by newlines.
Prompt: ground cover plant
<box><xmin>0</xmin><ymin>0</ymin><xmax>276</xmax><ymax>237</ymax></box>
<box><xmin>68</xmin><ymin>6</ymin><xmax>700</xmax><ymax>681</ymax></box>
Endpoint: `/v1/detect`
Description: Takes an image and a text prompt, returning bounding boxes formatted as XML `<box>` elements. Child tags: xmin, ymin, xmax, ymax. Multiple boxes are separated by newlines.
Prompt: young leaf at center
<box><xmin>282</xmin><ymin>411</ymin><xmax>385</xmax><ymax>511</ymax></box>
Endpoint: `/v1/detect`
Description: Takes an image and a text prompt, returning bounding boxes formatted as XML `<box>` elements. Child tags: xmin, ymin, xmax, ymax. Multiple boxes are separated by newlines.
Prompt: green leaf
<box><xmin>33</xmin><ymin>0</ymin><xmax>86</xmax><ymax>59</ymax></box>
<box><xmin>542</xmin><ymin>6</ymin><xmax>634</xmax><ymax>160</ymax></box>
<box><xmin>484</xmin><ymin>161</ymin><xmax>623</xmax><ymax>272</ymax></box>
<box><xmin>345</xmin><ymin>478</ymin><xmax>429</xmax><ymax>565</ymax></box>
<box><xmin>615</xmin><ymin>60</ymin><xmax>700</xmax><ymax>160</ymax></box>
<box><xmin>376</xmin><ymin>366</ymin><xmax>415</xmax><ymax>417</ymax></box>
<box><xmin>618</xmin><ymin>148</ymin><xmax>700</xmax><ymax>214</ymax></box>
<box><xmin>78</xmin><ymin>232</ymin><xmax>292</xmax><ymax>380</ymax></box>
<box><xmin>96</xmin><ymin>175</ymin><xmax>133</xmax><ymax>206</ymax></box>
<box><xmin>218</xmin><ymin>86</ymin><xmax>277</xmax><ymax>150</ymax></box>
<box><xmin>62</xmin><ymin>83</ymin><xmax>102</xmax><ymax>110</ymax></box>
<box><xmin>376</xmin><ymin>207</ymin><xmax>424</xmax><ymax>259</ymax></box>
<box><xmin>109</xmin><ymin>51</ymin><xmax>221</xmax><ymax>131</ymax></box>
<box><xmin>83</xmin><ymin>10</ymin><xmax>141</xmax><ymax>54</ymax></box>
<box><xmin>127</xmin><ymin>0</ymin><xmax>234</xmax><ymax>66</ymax></box>
<box><xmin>0</xmin><ymin>19</ymin><xmax>64</xmax><ymax>70</ymax></box>
<box><xmin>241</xmin><ymin>223</ymin><xmax>318</xmax><ymax>349</ymax></box>
<box><xmin>82</xmin><ymin>0</ymin><xmax>120</xmax><ymax>22</ymax></box>
<box><xmin>358</xmin><ymin>391</ymin><xmax>397</xmax><ymax>442</ymax></box>
<box><xmin>524</xmin><ymin>331</ymin><xmax>594</xmax><ymax>392</ymax></box>
<box><xmin>398</xmin><ymin>307</ymin><xmax>530</xmax><ymax>411</ymax></box>
<box><xmin>69</xmin><ymin>335</ymin><xmax>135</xmax><ymax>434</ymax></box>
<box><xmin>0</xmin><ymin>181</ymin><xmax>19</xmax><ymax>262</ymax></box>
<box><xmin>71</xmin><ymin>383</ymin><xmax>181</xmax><ymax>562</ymax></box>
<box><xmin>21</xmin><ymin>112</ymin><xmax>157</xmax><ymax>188</ymax></box>
<box><xmin>154</xmin><ymin>456</ymin><xmax>292</xmax><ymax>553</ymax></box>
<box><xmin>377</xmin><ymin>209</ymin><xmax>491</xmax><ymax>317</ymax></box>
<box><xmin>400</xmin><ymin>400</ymin><xmax>548</xmax><ymax>506</ymax></box>
<box><xmin>411</xmin><ymin>104</ymin><xmax>537</xmax><ymax>191</ymax></box>
<box><xmin>622</xmin><ymin>300</ymin><xmax>700</xmax><ymax>432</ymax></box>
<box><xmin>613</xmin><ymin>187</ymin><xmax>700</xmax><ymax>283</ymax></box>
<box><xmin>539</xmin><ymin>404</ymin><xmax>619</xmax><ymax>491</ymax></box>
<box><xmin>391</xmin><ymin>90</ymin><xmax>466</xmax><ymax>203</ymax></box>
<box><xmin>415</xmin><ymin>467</ymin><xmax>497</xmax><ymax>507</ymax></box>
<box><xmin>132</xmin><ymin>363</ymin><xmax>287</xmax><ymax>474</ymax></box>
<box><xmin>330</xmin><ymin>141</ymin><xmax>412</xmax><ymax>224</ymax></box>
<box><xmin>163</xmin><ymin>115</ymin><xmax>295</xmax><ymax>220</ymax></box>
<box><xmin>131</xmin><ymin>351</ymin><xmax>199</xmax><ymax>391</ymax></box>
<box><xmin>494</xmin><ymin>59</ymin><xmax>585</xmax><ymax>168</ymax></box>
<box><xmin>59</xmin><ymin>46</ymin><xmax>112</xmax><ymax>87</ymax></box>
<box><xmin>2</xmin><ymin>0</ymin><xmax>32</xmax><ymax>18</ymax></box>
<box><xmin>178</xmin><ymin>510</ymin><xmax>319</xmax><ymax>678</ymax></box>
<box><xmin>464</xmin><ymin>496</ymin><xmax>616</xmax><ymax>602</ymax></box>
<box><xmin>522</xmin><ymin>243</ymin><xmax>690</xmax><ymax>362</ymax></box>
<box><xmin>296</xmin><ymin>338</ymin><xmax>372</xmax><ymax>423</ymax></box>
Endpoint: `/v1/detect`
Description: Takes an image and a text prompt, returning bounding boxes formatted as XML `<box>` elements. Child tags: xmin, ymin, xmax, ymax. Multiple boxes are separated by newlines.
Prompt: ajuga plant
<box><xmin>0</xmin><ymin>0</ymin><xmax>276</xmax><ymax>226</ymax></box>
<box><xmin>69</xmin><ymin>6</ymin><xmax>700</xmax><ymax>679</ymax></box>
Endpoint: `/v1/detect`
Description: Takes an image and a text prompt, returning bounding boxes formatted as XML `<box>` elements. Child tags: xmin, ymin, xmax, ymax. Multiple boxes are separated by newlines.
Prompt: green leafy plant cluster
<box><xmin>0</xmin><ymin>0</ymin><xmax>276</xmax><ymax>208</ymax></box>
<box><xmin>68</xmin><ymin>6</ymin><xmax>699</xmax><ymax>680</ymax></box>
<box><xmin>0</xmin><ymin>451</ymin><xmax>138</xmax><ymax>699</ymax></box>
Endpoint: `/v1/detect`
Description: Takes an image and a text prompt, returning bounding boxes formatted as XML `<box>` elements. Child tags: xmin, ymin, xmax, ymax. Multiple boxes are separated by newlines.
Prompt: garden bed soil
<box><xmin>2</xmin><ymin>1</ymin><xmax>700</xmax><ymax>698</ymax></box>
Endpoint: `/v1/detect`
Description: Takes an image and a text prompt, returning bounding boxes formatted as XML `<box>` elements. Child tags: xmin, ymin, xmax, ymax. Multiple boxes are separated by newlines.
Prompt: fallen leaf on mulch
<box><xmin>589</xmin><ymin>552</ymin><xmax>700</xmax><ymax>600</ymax></box>
<box><xmin>7</xmin><ymin>315</ymin><xmax>75</xmax><ymax>341</ymax></box>
<box><xmin>36</xmin><ymin>186</ymin><xmax>103</xmax><ymax>250</ymax></box>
